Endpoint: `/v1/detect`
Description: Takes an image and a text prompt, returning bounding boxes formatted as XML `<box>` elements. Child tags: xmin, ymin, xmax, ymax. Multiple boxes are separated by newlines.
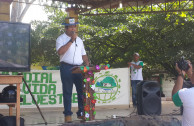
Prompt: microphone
<box><xmin>71</xmin><ymin>31</ymin><xmax>75</xmax><ymax>34</ymax></box>
<box><xmin>72</xmin><ymin>31</ymin><xmax>77</xmax><ymax>47</ymax></box>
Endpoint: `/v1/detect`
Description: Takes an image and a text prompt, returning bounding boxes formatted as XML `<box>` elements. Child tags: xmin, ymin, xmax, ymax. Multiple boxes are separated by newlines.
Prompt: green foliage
<box><xmin>78</xmin><ymin>14</ymin><xmax>145</xmax><ymax>68</ymax></box>
<box><xmin>30</xmin><ymin>5</ymin><xmax>194</xmax><ymax>78</ymax></box>
<box><xmin>31</xmin><ymin>4</ymin><xmax>68</xmax><ymax>66</ymax></box>
<box><xmin>31</xmin><ymin>21</ymin><xmax>63</xmax><ymax>66</ymax></box>
<box><xmin>139</xmin><ymin>12</ymin><xmax>194</xmax><ymax>76</ymax></box>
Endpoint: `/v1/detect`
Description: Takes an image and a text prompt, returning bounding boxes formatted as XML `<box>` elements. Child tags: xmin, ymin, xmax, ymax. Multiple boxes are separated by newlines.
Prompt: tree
<box><xmin>30</xmin><ymin>6</ymin><xmax>194</xmax><ymax>78</ymax></box>
<box><xmin>79</xmin><ymin>11</ymin><xmax>194</xmax><ymax>77</ymax></box>
<box><xmin>30</xmin><ymin>5</ymin><xmax>67</xmax><ymax>66</ymax></box>
<box><xmin>139</xmin><ymin>12</ymin><xmax>194</xmax><ymax>76</ymax></box>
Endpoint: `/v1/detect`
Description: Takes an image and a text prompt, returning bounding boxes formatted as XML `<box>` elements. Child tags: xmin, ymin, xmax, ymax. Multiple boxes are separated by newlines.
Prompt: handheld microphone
<box><xmin>72</xmin><ymin>31</ymin><xmax>77</xmax><ymax>47</ymax></box>
<box><xmin>71</xmin><ymin>31</ymin><xmax>75</xmax><ymax>34</ymax></box>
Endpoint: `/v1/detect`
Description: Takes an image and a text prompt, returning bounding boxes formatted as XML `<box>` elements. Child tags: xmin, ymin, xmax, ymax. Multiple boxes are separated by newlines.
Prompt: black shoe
<box><xmin>76</xmin><ymin>111</ymin><xmax>83</xmax><ymax>119</ymax></box>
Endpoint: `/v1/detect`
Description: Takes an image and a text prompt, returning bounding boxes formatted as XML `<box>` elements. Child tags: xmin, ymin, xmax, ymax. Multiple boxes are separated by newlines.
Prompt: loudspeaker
<box><xmin>137</xmin><ymin>81</ymin><xmax>161</xmax><ymax>115</ymax></box>
<box><xmin>1</xmin><ymin>86</ymin><xmax>17</xmax><ymax>103</ymax></box>
<box><xmin>0</xmin><ymin>116</ymin><xmax>24</xmax><ymax>126</ymax></box>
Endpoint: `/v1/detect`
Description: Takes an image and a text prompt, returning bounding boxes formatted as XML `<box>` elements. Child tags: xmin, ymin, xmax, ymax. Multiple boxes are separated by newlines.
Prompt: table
<box><xmin>0</xmin><ymin>75</ymin><xmax>23</xmax><ymax>126</ymax></box>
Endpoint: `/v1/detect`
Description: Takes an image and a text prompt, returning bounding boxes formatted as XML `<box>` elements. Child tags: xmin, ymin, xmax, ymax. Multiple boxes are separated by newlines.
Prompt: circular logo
<box><xmin>95</xmin><ymin>71</ymin><xmax>121</xmax><ymax>104</ymax></box>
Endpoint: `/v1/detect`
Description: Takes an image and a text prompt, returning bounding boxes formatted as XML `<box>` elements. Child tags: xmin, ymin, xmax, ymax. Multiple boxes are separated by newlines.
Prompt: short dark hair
<box><xmin>65</xmin><ymin>26</ymin><xmax>69</xmax><ymax>29</ymax></box>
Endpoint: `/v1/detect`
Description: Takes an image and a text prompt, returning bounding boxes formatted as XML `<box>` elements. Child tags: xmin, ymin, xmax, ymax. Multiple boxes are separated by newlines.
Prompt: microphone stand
<box><xmin>18</xmin><ymin>73</ymin><xmax>47</xmax><ymax>125</ymax></box>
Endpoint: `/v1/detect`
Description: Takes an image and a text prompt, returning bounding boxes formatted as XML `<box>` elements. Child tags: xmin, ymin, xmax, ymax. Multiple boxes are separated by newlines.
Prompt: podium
<box><xmin>72</xmin><ymin>65</ymin><xmax>109</xmax><ymax>121</ymax></box>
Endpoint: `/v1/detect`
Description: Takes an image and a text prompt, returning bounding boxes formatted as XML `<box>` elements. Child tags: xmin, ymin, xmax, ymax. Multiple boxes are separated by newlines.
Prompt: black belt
<box><xmin>60</xmin><ymin>61</ymin><xmax>80</xmax><ymax>66</ymax></box>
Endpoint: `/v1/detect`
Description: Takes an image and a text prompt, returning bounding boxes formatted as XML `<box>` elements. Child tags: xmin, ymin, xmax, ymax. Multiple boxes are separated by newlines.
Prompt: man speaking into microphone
<box><xmin>56</xmin><ymin>17</ymin><xmax>89</xmax><ymax>123</ymax></box>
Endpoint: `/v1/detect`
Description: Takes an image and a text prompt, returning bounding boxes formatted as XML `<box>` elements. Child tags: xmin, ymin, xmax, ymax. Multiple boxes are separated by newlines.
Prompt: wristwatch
<box><xmin>69</xmin><ymin>39</ymin><xmax>73</xmax><ymax>43</ymax></box>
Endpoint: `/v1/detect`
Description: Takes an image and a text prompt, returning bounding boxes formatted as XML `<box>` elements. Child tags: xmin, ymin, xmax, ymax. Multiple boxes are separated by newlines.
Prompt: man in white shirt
<box><xmin>128</xmin><ymin>53</ymin><xmax>143</xmax><ymax>107</ymax></box>
<box><xmin>56</xmin><ymin>17</ymin><xmax>89</xmax><ymax>123</ymax></box>
<box><xmin>172</xmin><ymin>61</ymin><xmax>194</xmax><ymax>126</ymax></box>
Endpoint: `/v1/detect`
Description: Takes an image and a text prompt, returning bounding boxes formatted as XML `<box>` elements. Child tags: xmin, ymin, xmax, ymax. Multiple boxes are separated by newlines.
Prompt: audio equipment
<box><xmin>72</xmin><ymin>31</ymin><xmax>77</xmax><ymax>46</ymax></box>
<box><xmin>137</xmin><ymin>81</ymin><xmax>161</xmax><ymax>115</ymax></box>
<box><xmin>0</xmin><ymin>116</ymin><xmax>24</xmax><ymax>126</ymax></box>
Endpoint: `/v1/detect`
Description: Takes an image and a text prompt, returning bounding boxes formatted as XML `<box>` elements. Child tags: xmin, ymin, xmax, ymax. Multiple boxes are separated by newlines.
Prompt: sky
<box><xmin>22</xmin><ymin>4</ymin><xmax>48</xmax><ymax>23</ymax></box>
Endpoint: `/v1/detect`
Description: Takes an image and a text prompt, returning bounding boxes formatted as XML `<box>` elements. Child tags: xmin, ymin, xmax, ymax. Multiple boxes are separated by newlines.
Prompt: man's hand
<box><xmin>172</xmin><ymin>63</ymin><xmax>185</xmax><ymax>96</ymax></box>
<box><xmin>82</xmin><ymin>55</ymin><xmax>89</xmax><ymax>66</ymax></box>
<box><xmin>172</xmin><ymin>61</ymin><xmax>193</xmax><ymax>97</ymax></box>
<box><xmin>128</xmin><ymin>62</ymin><xmax>132</xmax><ymax>67</ymax></box>
<box><xmin>175</xmin><ymin>63</ymin><xmax>185</xmax><ymax>76</ymax></box>
<box><xmin>185</xmin><ymin>61</ymin><xmax>193</xmax><ymax>78</ymax></box>
<box><xmin>71</xmin><ymin>32</ymin><xmax>77</xmax><ymax>42</ymax></box>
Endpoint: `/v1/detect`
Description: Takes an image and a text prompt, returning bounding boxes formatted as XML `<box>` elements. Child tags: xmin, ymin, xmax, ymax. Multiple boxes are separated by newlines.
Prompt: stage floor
<box><xmin>0</xmin><ymin>101</ymin><xmax>182</xmax><ymax>126</ymax></box>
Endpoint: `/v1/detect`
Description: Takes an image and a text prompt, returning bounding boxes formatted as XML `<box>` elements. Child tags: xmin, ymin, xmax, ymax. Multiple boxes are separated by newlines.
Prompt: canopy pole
<box><xmin>0</xmin><ymin>0</ymin><xmax>13</xmax><ymax>21</ymax></box>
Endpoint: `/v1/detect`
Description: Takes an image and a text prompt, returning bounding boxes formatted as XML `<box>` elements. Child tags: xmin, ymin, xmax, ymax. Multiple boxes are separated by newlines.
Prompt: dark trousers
<box><xmin>131</xmin><ymin>80</ymin><xmax>141</xmax><ymax>106</ymax></box>
<box><xmin>60</xmin><ymin>63</ymin><xmax>83</xmax><ymax>116</ymax></box>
